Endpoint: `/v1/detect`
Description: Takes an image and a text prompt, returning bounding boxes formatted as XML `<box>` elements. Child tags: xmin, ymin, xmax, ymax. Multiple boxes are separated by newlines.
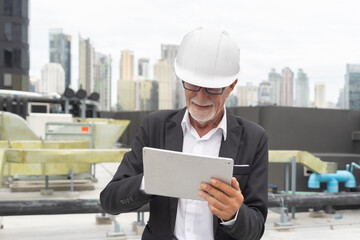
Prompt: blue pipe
<box><xmin>308</xmin><ymin>170</ymin><xmax>356</xmax><ymax>193</ymax></box>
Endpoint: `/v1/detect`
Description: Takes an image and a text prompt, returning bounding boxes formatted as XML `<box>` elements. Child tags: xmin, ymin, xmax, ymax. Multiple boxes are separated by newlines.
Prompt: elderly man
<box><xmin>100</xmin><ymin>26</ymin><xmax>268</xmax><ymax>240</ymax></box>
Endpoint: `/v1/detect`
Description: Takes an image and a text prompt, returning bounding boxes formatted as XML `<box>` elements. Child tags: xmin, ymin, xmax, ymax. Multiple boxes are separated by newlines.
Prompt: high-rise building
<box><xmin>138</xmin><ymin>58</ymin><xmax>150</xmax><ymax>79</ymax></box>
<box><xmin>246</xmin><ymin>82</ymin><xmax>258</xmax><ymax>106</ymax></box>
<box><xmin>161</xmin><ymin>44</ymin><xmax>184</xmax><ymax>109</ymax></box>
<box><xmin>236</xmin><ymin>85</ymin><xmax>247</xmax><ymax>106</ymax></box>
<box><xmin>154</xmin><ymin>59</ymin><xmax>173</xmax><ymax>110</ymax></box>
<box><xmin>94</xmin><ymin>52</ymin><xmax>111</xmax><ymax>111</ymax></box>
<box><xmin>280</xmin><ymin>67</ymin><xmax>294</xmax><ymax>106</ymax></box>
<box><xmin>117</xmin><ymin>79</ymin><xmax>135</xmax><ymax>111</ymax></box>
<box><xmin>120</xmin><ymin>50</ymin><xmax>134</xmax><ymax>81</ymax></box>
<box><xmin>345</xmin><ymin>64</ymin><xmax>360</xmax><ymax>109</ymax></box>
<box><xmin>235</xmin><ymin>83</ymin><xmax>258</xmax><ymax>106</ymax></box>
<box><xmin>29</xmin><ymin>76</ymin><xmax>39</xmax><ymax>92</ymax></box>
<box><xmin>314</xmin><ymin>82</ymin><xmax>326</xmax><ymax>108</ymax></box>
<box><xmin>49</xmin><ymin>29</ymin><xmax>71</xmax><ymax>88</ymax></box>
<box><xmin>0</xmin><ymin>0</ymin><xmax>30</xmax><ymax>91</ymax></box>
<box><xmin>139</xmin><ymin>80</ymin><xmax>154</xmax><ymax>111</ymax></box>
<box><xmin>79</xmin><ymin>36</ymin><xmax>94</xmax><ymax>93</ymax></box>
<box><xmin>117</xmin><ymin>50</ymin><xmax>134</xmax><ymax>111</ymax></box>
<box><xmin>258</xmin><ymin>81</ymin><xmax>272</xmax><ymax>106</ymax></box>
<box><xmin>40</xmin><ymin>63</ymin><xmax>65</xmax><ymax>94</ymax></box>
<box><xmin>337</xmin><ymin>87</ymin><xmax>345</xmax><ymax>109</ymax></box>
<box><xmin>268</xmin><ymin>68</ymin><xmax>281</xmax><ymax>106</ymax></box>
<box><xmin>295</xmin><ymin>68</ymin><xmax>309</xmax><ymax>107</ymax></box>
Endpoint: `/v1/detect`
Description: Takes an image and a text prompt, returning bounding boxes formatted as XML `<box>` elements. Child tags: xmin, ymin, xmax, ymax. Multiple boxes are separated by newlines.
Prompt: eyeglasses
<box><xmin>182</xmin><ymin>81</ymin><xmax>226</xmax><ymax>95</ymax></box>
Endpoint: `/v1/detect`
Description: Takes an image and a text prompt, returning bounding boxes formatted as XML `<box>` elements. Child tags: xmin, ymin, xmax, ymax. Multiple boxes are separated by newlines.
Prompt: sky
<box><xmin>29</xmin><ymin>0</ymin><xmax>360</xmax><ymax>105</ymax></box>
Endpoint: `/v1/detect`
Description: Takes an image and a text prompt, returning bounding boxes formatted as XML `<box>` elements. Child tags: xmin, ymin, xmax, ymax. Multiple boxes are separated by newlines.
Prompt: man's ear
<box><xmin>226</xmin><ymin>79</ymin><xmax>238</xmax><ymax>97</ymax></box>
<box><xmin>229</xmin><ymin>79</ymin><xmax>238</xmax><ymax>91</ymax></box>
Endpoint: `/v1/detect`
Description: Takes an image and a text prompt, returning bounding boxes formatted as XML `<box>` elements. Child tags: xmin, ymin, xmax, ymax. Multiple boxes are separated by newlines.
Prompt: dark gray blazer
<box><xmin>100</xmin><ymin>108</ymin><xmax>268</xmax><ymax>240</ymax></box>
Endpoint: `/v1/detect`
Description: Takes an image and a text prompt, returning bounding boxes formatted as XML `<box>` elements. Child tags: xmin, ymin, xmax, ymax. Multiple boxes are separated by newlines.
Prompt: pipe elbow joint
<box><xmin>308</xmin><ymin>173</ymin><xmax>320</xmax><ymax>189</ymax></box>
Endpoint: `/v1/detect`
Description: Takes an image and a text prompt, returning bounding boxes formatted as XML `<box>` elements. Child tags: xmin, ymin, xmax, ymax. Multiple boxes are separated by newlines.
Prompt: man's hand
<box><xmin>198</xmin><ymin>177</ymin><xmax>244</xmax><ymax>221</ymax></box>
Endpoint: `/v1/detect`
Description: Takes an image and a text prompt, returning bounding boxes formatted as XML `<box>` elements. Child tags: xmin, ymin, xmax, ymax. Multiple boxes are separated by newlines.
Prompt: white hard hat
<box><xmin>174</xmin><ymin>26</ymin><xmax>240</xmax><ymax>88</ymax></box>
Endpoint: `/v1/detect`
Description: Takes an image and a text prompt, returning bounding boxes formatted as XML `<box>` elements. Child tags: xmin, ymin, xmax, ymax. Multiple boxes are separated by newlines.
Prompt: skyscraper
<box><xmin>49</xmin><ymin>29</ymin><xmax>71</xmax><ymax>88</ymax></box>
<box><xmin>138</xmin><ymin>58</ymin><xmax>150</xmax><ymax>79</ymax></box>
<box><xmin>161</xmin><ymin>44</ymin><xmax>184</xmax><ymax>109</ymax></box>
<box><xmin>337</xmin><ymin>88</ymin><xmax>345</xmax><ymax>109</ymax></box>
<box><xmin>0</xmin><ymin>0</ymin><xmax>29</xmax><ymax>91</ymax></box>
<box><xmin>40</xmin><ymin>63</ymin><xmax>65</xmax><ymax>94</ymax></box>
<box><xmin>295</xmin><ymin>68</ymin><xmax>309</xmax><ymax>107</ymax></box>
<box><xmin>258</xmin><ymin>81</ymin><xmax>272</xmax><ymax>106</ymax></box>
<box><xmin>314</xmin><ymin>83</ymin><xmax>326</xmax><ymax>108</ymax></box>
<box><xmin>246</xmin><ymin>82</ymin><xmax>258</xmax><ymax>106</ymax></box>
<box><xmin>29</xmin><ymin>76</ymin><xmax>39</xmax><ymax>92</ymax></box>
<box><xmin>117</xmin><ymin>50</ymin><xmax>134</xmax><ymax>111</ymax></box>
<box><xmin>280</xmin><ymin>67</ymin><xmax>294</xmax><ymax>106</ymax></box>
<box><xmin>154</xmin><ymin>59</ymin><xmax>173</xmax><ymax>110</ymax></box>
<box><xmin>268</xmin><ymin>68</ymin><xmax>281</xmax><ymax>105</ymax></box>
<box><xmin>345</xmin><ymin>64</ymin><xmax>360</xmax><ymax>110</ymax></box>
<box><xmin>236</xmin><ymin>85</ymin><xmax>248</xmax><ymax>106</ymax></box>
<box><xmin>120</xmin><ymin>50</ymin><xmax>134</xmax><ymax>81</ymax></box>
<box><xmin>94</xmin><ymin>53</ymin><xmax>111</xmax><ymax>111</ymax></box>
<box><xmin>79</xmin><ymin>36</ymin><xmax>94</xmax><ymax>93</ymax></box>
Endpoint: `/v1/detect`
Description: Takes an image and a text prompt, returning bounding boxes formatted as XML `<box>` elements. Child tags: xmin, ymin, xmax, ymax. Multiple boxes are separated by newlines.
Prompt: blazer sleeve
<box><xmin>100</xmin><ymin>116</ymin><xmax>154</xmax><ymax>215</ymax></box>
<box><xmin>221</xmin><ymin>131</ymin><xmax>268</xmax><ymax>240</ymax></box>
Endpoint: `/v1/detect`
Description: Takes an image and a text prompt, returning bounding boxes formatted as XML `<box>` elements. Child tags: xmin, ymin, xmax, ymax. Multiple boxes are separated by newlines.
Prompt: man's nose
<box><xmin>196</xmin><ymin>88</ymin><xmax>209</xmax><ymax>101</ymax></box>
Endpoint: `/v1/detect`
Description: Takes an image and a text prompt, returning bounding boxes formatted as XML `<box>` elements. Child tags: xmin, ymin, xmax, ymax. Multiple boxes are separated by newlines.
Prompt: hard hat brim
<box><xmin>174</xmin><ymin>59</ymin><xmax>239</xmax><ymax>88</ymax></box>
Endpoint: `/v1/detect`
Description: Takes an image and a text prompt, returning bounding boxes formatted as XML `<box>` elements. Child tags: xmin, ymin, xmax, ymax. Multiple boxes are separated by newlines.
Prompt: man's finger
<box><xmin>199</xmin><ymin>183</ymin><xmax>229</xmax><ymax>205</ymax></box>
<box><xmin>198</xmin><ymin>189</ymin><xmax>226</xmax><ymax>210</ymax></box>
<box><xmin>209</xmin><ymin>178</ymin><xmax>238</xmax><ymax>197</ymax></box>
<box><xmin>232</xmin><ymin>177</ymin><xmax>240</xmax><ymax>191</ymax></box>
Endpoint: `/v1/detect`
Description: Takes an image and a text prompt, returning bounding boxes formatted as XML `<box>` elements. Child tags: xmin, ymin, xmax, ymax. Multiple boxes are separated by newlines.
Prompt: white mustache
<box><xmin>191</xmin><ymin>98</ymin><xmax>214</xmax><ymax>107</ymax></box>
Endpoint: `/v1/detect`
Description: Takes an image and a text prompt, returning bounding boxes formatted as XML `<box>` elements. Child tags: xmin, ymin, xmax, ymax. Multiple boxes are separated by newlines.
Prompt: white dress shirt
<box><xmin>174</xmin><ymin>109</ymin><xmax>235</xmax><ymax>240</ymax></box>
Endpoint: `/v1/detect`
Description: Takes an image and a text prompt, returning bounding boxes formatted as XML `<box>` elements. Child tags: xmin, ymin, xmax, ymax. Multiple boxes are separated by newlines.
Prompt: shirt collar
<box><xmin>181</xmin><ymin>107</ymin><xmax>227</xmax><ymax>140</ymax></box>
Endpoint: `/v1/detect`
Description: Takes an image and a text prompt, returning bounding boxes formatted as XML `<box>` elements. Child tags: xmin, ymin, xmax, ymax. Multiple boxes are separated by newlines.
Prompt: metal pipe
<box><xmin>65</xmin><ymin>98</ymin><xmax>70</xmax><ymax>114</ymax></box>
<box><xmin>1</xmin><ymin>193</ymin><xmax>360</xmax><ymax>216</ymax></box>
<box><xmin>285</xmin><ymin>163</ymin><xmax>289</xmax><ymax>193</ymax></box>
<box><xmin>268</xmin><ymin>192</ymin><xmax>360</xmax><ymax>208</ymax></box>
<box><xmin>81</xmin><ymin>100</ymin><xmax>86</xmax><ymax>118</ymax></box>
<box><xmin>291</xmin><ymin>156</ymin><xmax>296</xmax><ymax>219</ymax></box>
<box><xmin>69</xmin><ymin>168</ymin><xmax>74</xmax><ymax>192</ymax></box>
<box><xmin>45</xmin><ymin>175</ymin><xmax>49</xmax><ymax>189</ymax></box>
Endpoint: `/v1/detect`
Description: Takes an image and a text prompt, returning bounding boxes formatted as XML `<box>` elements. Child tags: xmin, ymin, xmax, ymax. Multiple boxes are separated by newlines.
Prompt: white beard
<box><xmin>188</xmin><ymin>97</ymin><xmax>216</xmax><ymax>124</ymax></box>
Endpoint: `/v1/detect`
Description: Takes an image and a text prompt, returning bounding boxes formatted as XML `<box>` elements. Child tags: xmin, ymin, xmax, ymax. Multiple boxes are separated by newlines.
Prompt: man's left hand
<box><xmin>198</xmin><ymin>177</ymin><xmax>244</xmax><ymax>221</ymax></box>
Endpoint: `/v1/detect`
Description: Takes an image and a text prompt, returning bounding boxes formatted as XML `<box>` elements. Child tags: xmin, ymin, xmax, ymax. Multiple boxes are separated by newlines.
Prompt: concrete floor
<box><xmin>1</xmin><ymin>162</ymin><xmax>360</xmax><ymax>240</ymax></box>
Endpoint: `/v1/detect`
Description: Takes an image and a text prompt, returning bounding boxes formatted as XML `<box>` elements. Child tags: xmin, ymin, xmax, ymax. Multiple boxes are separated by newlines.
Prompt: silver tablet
<box><xmin>143</xmin><ymin>147</ymin><xmax>234</xmax><ymax>201</ymax></box>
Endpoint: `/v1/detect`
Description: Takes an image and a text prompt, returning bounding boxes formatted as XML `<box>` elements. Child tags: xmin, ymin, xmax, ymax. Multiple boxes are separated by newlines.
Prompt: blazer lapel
<box><xmin>213</xmin><ymin>110</ymin><xmax>243</xmax><ymax>234</ymax></box>
<box><xmin>165</xmin><ymin>108</ymin><xmax>186</xmax><ymax>234</ymax></box>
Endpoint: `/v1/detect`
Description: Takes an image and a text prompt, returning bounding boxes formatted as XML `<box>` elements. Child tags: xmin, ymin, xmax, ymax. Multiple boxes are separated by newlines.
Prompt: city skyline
<box><xmin>29</xmin><ymin>0</ymin><xmax>360</xmax><ymax>106</ymax></box>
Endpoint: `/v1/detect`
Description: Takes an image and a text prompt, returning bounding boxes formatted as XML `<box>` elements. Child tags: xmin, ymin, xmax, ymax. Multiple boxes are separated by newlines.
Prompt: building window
<box><xmin>12</xmin><ymin>23</ymin><xmax>22</xmax><ymax>42</ymax></box>
<box><xmin>13</xmin><ymin>0</ymin><xmax>22</xmax><ymax>16</ymax></box>
<box><xmin>4</xmin><ymin>0</ymin><xmax>13</xmax><ymax>15</ymax></box>
<box><xmin>4</xmin><ymin>49</ymin><xmax>12</xmax><ymax>67</ymax></box>
<box><xmin>12</xmin><ymin>74</ymin><xmax>21</xmax><ymax>89</ymax></box>
<box><xmin>21</xmin><ymin>0</ymin><xmax>28</xmax><ymax>18</ymax></box>
<box><xmin>13</xmin><ymin>49</ymin><xmax>21</xmax><ymax>68</ymax></box>
<box><xmin>22</xmin><ymin>24</ymin><xmax>28</xmax><ymax>43</ymax></box>
<box><xmin>4</xmin><ymin>74</ymin><xmax>12</xmax><ymax>87</ymax></box>
<box><xmin>4</xmin><ymin>22</ymin><xmax>12</xmax><ymax>41</ymax></box>
<box><xmin>3</xmin><ymin>0</ymin><xmax>26</xmax><ymax>17</ymax></box>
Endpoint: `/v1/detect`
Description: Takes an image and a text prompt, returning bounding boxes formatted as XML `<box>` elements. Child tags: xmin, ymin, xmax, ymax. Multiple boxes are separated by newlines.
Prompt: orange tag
<box><xmin>81</xmin><ymin>126</ymin><xmax>89</xmax><ymax>133</ymax></box>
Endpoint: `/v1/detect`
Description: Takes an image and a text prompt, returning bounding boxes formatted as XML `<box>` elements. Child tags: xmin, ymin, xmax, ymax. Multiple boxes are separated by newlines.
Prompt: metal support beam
<box><xmin>291</xmin><ymin>156</ymin><xmax>296</xmax><ymax>219</ymax></box>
